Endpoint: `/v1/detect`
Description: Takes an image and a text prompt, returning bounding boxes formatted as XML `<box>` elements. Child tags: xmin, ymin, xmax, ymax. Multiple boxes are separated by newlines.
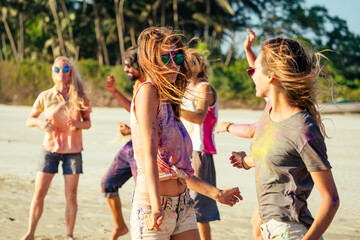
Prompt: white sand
<box><xmin>1</xmin><ymin>105</ymin><xmax>359</xmax><ymax>239</ymax></box>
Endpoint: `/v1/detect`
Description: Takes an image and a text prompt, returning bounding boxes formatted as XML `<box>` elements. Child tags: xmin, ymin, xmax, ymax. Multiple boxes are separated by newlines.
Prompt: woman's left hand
<box><xmin>67</xmin><ymin>117</ymin><xmax>79</xmax><ymax>131</ymax></box>
<box><xmin>216</xmin><ymin>187</ymin><xmax>243</xmax><ymax>207</ymax></box>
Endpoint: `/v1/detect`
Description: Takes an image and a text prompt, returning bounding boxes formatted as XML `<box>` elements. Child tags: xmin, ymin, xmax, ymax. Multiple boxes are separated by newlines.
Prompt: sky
<box><xmin>305</xmin><ymin>0</ymin><xmax>360</xmax><ymax>35</ymax></box>
<box><xmin>231</xmin><ymin>0</ymin><xmax>360</xmax><ymax>56</ymax></box>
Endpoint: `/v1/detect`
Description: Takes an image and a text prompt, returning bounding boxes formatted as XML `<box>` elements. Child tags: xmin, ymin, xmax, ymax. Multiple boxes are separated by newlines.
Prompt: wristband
<box><xmin>241</xmin><ymin>156</ymin><xmax>251</xmax><ymax>170</ymax></box>
<box><xmin>226</xmin><ymin>123</ymin><xmax>233</xmax><ymax>132</ymax></box>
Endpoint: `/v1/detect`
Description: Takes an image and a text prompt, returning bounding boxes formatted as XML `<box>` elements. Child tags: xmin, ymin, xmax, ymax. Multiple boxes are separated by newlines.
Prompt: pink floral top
<box><xmin>130</xmin><ymin>82</ymin><xmax>194</xmax><ymax>183</ymax></box>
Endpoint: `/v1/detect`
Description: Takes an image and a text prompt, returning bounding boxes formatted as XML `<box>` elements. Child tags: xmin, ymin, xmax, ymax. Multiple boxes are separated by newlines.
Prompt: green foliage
<box><xmin>210</xmin><ymin>59</ymin><xmax>262</xmax><ymax>105</ymax></box>
<box><xmin>0</xmin><ymin>60</ymin><xmax>133</xmax><ymax>106</ymax></box>
<box><xmin>77</xmin><ymin>58</ymin><xmax>134</xmax><ymax>97</ymax></box>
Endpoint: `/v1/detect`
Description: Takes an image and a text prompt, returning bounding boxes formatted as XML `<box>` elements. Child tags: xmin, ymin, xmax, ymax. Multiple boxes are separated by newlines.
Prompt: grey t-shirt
<box><xmin>251</xmin><ymin>109</ymin><xmax>331</xmax><ymax>227</ymax></box>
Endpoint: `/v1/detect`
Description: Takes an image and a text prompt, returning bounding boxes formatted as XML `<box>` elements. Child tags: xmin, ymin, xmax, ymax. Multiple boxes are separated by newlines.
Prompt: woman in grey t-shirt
<box><xmin>230</xmin><ymin>36</ymin><xmax>339</xmax><ymax>240</ymax></box>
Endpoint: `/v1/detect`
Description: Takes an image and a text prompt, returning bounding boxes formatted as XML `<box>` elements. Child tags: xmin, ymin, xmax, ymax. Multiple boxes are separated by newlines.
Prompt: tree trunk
<box><xmin>18</xmin><ymin>0</ymin><xmax>24</xmax><ymax>60</ymax></box>
<box><xmin>60</xmin><ymin>0</ymin><xmax>75</xmax><ymax>57</ymax></box>
<box><xmin>204</xmin><ymin>0</ymin><xmax>210</xmax><ymax>43</ymax></box>
<box><xmin>100</xmin><ymin>27</ymin><xmax>110</xmax><ymax>66</ymax></box>
<box><xmin>92</xmin><ymin>1</ymin><xmax>109</xmax><ymax>65</ymax></box>
<box><xmin>0</xmin><ymin>42</ymin><xmax>3</xmax><ymax>61</ymax></box>
<box><xmin>152</xmin><ymin>0</ymin><xmax>161</xmax><ymax>26</ymax></box>
<box><xmin>75</xmin><ymin>46</ymin><xmax>80</xmax><ymax>62</ymax></box>
<box><xmin>82</xmin><ymin>0</ymin><xmax>87</xmax><ymax>14</ymax></box>
<box><xmin>1</xmin><ymin>9</ymin><xmax>18</xmax><ymax>60</ymax></box>
<box><xmin>49</xmin><ymin>0</ymin><xmax>66</xmax><ymax>56</ymax></box>
<box><xmin>120</xmin><ymin>0</ymin><xmax>125</xmax><ymax>38</ymax></box>
<box><xmin>114</xmin><ymin>0</ymin><xmax>125</xmax><ymax>64</ymax></box>
<box><xmin>224</xmin><ymin>31</ymin><xmax>235</xmax><ymax>67</ymax></box>
<box><xmin>173</xmin><ymin>0</ymin><xmax>178</xmax><ymax>29</ymax></box>
<box><xmin>2</xmin><ymin>34</ymin><xmax>8</xmax><ymax>61</ymax></box>
<box><xmin>50</xmin><ymin>34</ymin><xmax>57</xmax><ymax>59</ymax></box>
<box><xmin>211</xmin><ymin>29</ymin><xmax>217</xmax><ymax>50</ymax></box>
<box><xmin>93</xmin><ymin>2</ymin><xmax>104</xmax><ymax>66</ymax></box>
<box><xmin>130</xmin><ymin>24</ymin><xmax>136</xmax><ymax>46</ymax></box>
<box><xmin>161</xmin><ymin>0</ymin><xmax>165</xmax><ymax>26</ymax></box>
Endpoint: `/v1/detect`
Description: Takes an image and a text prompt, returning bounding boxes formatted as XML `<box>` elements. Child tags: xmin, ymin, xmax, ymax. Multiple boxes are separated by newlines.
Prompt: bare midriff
<box><xmin>135</xmin><ymin>178</ymin><xmax>187</xmax><ymax>197</ymax></box>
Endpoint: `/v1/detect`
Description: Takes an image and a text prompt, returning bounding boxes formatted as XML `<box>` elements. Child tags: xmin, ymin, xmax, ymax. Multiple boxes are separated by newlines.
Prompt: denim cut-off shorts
<box><xmin>131</xmin><ymin>189</ymin><xmax>198</xmax><ymax>239</ymax></box>
<box><xmin>260</xmin><ymin>219</ymin><xmax>324</xmax><ymax>240</ymax></box>
<box><xmin>101</xmin><ymin>140</ymin><xmax>136</xmax><ymax>198</ymax></box>
<box><xmin>37</xmin><ymin>149</ymin><xmax>83</xmax><ymax>174</ymax></box>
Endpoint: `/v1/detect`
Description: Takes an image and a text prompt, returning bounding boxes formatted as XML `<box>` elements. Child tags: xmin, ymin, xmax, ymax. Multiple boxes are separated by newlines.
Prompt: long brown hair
<box><xmin>53</xmin><ymin>56</ymin><xmax>89</xmax><ymax>116</ymax></box>
<box><xmin>260</xmin><ymin>37</ymin><xmax>335</xmax><ymax>137</ymax></box>
<box><xmin>137</xmin><ymin>27</ymin><xmax>191</xmax><ymax>120</ymax></box>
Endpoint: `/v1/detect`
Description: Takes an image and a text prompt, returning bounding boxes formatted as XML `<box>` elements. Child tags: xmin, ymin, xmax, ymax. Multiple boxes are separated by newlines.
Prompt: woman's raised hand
<box><xmin>244</xmin><ymin>29</ymin><xmax>256</xmax><ymax>51</ymax></box>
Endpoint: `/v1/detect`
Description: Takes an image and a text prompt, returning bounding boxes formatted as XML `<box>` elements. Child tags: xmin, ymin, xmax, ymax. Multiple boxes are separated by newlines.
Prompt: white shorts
<box><xmin>131</xmin><ymin>189</ymin><xmax>198</xmax><ymax>240</ymax></box>
<box><xmin>260</xmin><ymin>219</ymin><xmax>324</xmax><ymax>240</ymax></box>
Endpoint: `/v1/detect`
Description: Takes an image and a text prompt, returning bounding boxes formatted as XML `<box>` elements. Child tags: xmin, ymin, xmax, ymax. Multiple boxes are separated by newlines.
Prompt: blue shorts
<box><xmin>190</xmin><ymin>151</ymin><xmax>220</xmax><ymax>222</ymax></box>
<box><xmin>37</xmin><ymin>149</ymin><xmax>83</xmax><ymax>175</ymax></box>
<box><xmin>101</xmin><ymin>140</ymin><xmax>137</xmax><ymax>197</ymax></box>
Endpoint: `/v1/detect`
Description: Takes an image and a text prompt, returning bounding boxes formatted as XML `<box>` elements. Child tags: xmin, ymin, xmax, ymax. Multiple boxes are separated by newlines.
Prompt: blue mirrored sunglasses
<box><xmin>52</xmin><ymin>65</ymin><xmax>70</xmax><ymax>73</ymax></box>
<box><xmin>161</xmin><ymin>53</ymin><xmax>185</xmax><ymax>66</ymax></box>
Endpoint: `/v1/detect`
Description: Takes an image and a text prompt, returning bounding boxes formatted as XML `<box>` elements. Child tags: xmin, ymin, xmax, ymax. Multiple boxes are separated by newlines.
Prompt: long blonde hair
<box><xmin>53</xmin><ymin>56</ymin><xmax>89</xmax><ymax>115</ymax></box>
<box><xmin>137</xmin><ymin>27</ymin><xmax>191</xmax><ymax>120</ymax></box>
<box><xmin>260</xmin><ymin>37</ymin><xmax>335</xmax><ymax>137</ymax></box>
<box><xmin>187</xmin><ymin>48</ymin><xmax>210</xmax><ymax>82</ymax></box>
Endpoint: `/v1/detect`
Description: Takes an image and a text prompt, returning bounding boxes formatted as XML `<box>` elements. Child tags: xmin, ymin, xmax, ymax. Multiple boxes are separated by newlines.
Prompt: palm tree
<box><xmin>1</xmin><ymin>7</ymin><xmax>18</xmax><ymax>60</ymax></box>
<box><xmin>114</xmin><ymin>0</ymin><xmax>125</xmax><ymax>64</ymax></box>
<box><xmin>49</xmin><ymin>0</ymin><xmax>66</xmax><ymax>56</ymax></box>
<box><xmin>59</xmin><ymin>0</ymin><xmax>75</xmax><ymax>58</ymax></box>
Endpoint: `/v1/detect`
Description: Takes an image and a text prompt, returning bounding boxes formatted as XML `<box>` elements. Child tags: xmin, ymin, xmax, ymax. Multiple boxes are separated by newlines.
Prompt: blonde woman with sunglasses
<box><xmin>20</xmin><ymin>56</ymin><xmax>91</xmax><ymax>240</ymax></box>
<box><xmin>130</xmin><ymin>27</ymin><xmax>242</xmax><ymax>240</ymax></box>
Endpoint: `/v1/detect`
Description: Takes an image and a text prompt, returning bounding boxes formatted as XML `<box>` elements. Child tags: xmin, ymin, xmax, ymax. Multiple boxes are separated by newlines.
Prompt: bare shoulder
<box><xmin>135</xmin><ymin>82</ymin><xmax>159</xmax><ymax>108</ymax></box>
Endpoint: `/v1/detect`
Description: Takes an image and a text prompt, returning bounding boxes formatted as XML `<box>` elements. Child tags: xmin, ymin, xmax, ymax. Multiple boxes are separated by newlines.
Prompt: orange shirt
<box><xmin>33</xmin><ymin>87</ymin><xmax>92</xmax><ymax>153</ymax></box>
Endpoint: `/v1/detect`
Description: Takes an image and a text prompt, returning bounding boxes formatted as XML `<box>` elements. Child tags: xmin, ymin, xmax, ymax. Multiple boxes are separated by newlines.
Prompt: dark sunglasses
<box><xmin>247</xmin><ymin>67</ymin><xmax>255</xmax><ymax>78</ymax></box>
<box><xmin>52</xmin><ymin>65</ymin><xmax>70</xmax><ymax>73</ymax></box>
<box><xmin>161</xmin><ymin>53</ymin><xmax>185</xmax><ymax>66</ymax></box>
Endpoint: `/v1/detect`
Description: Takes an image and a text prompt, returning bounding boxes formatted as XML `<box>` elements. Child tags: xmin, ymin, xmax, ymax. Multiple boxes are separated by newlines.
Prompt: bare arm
<box><xmin>215</xmin><ymin>121</ymin><xmax>258</xmax><ymax>138</ymax></box>
<box><xmin>26</xmin><ymin>108</ymin><xmax>55</xmax><ymax>132</ymax></box>
<box><xmin>186</xmin><ymin>176</ymin><xmax>242</xmax><ymax>206</ymax></box>
<box><xmin>302</xmin><ymin>170</ymin><xmax>339</xmax><ymax>240</ymax></box>
<box><xmin>244</xmin><ymin>29</ymin><xmax>256</xmax><ymax>67</ymax></box>
<box><xmin>135</xmin><ymin>83</ymin><xmax>164</xmax><ymax>231</ymax></box>
<box><xmin>105</xmin><ymin>74</ymin><xmax>132</xmax><ymax>112</ymax></box>
<box><xmin>181</xmin><ymin>84</ymin><xmax>212</xmax><ymax>125</ymax></box>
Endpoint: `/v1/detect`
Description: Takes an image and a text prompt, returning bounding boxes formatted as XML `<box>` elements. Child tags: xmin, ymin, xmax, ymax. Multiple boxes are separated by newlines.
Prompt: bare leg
<box><xmin>171</xmin><ymin>229</ymin><xmax>200</xmax><ymax>240</ymax></box>
<box><xmin>197</xmin><ymin>222</ymin><xmax>211</xmax><ymax>240</ymax></box>
<box><xmin>20</xmin><ymin>172</ymin><xmax>55</xmax><ymax>240</ymax></box>
<box><xmin>251</xmin><ymin>205</ymin><xmax>263</xmax><ymax>240</ymax></box>
<box><xmin>64</xmin><ymin>174</ymin><xmax>80</xmax><ymax>239</ymax></box>
<box><xmin>106</xmin><ymin>196</ymin><xmax>129</xmax><ymax>240</ymax></box>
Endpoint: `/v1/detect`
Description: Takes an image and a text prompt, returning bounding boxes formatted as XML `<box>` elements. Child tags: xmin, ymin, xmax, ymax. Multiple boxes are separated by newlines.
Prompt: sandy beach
<box><xmin>1</xmin><ymin>104</ymin><xmax>359</xmax><ymax>240</ymax></box>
